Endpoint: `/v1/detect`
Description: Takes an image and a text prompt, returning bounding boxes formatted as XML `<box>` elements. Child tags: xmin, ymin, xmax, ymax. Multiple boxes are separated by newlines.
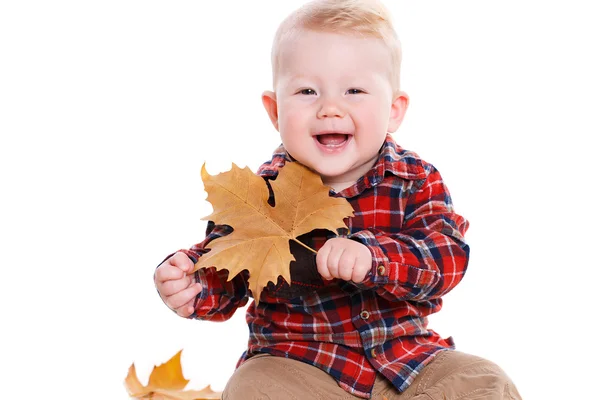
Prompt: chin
<box><xmin>312</xmin><ymin>165</ymin><xmax>352</xmax><ymax>181</ymax></box>
<box><xmin>294</xmin><ymin>155</ymin><xmax>354</xmax><ymax>179</ymax></box>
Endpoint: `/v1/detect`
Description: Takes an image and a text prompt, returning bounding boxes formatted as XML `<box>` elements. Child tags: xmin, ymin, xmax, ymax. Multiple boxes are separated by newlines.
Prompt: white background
<box><xmin>1</xmin><ymin>1</ymin><xmax>598</xmax><ymax>399</ymax></box>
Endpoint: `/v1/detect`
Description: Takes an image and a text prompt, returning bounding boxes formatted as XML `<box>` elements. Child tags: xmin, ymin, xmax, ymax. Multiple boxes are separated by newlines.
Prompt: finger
<box><xmin>351</xmin><ymin>245</ymin><xmax>373</xmax><ymax>282</ymax></box>
<box><xmin>338</xmin><ymin>250</ymin><xmax>358</xmax><ymax>282</ymax></box>
<box><xmin>160</xmin><ymin>274</ymin><xmax>194</xmax><ymax>297</ymax></box>
<box><xmin>316</xmin><ymin>245</ymin><xmax>333</xmax><ymax>280</ymax></box>
<box><xmin>165</xmin><ymin>282</ymin><xmax>202</xmax><ymax>310</ymax></box>
<box><xmin>351</xmin><ymin>259</ymin><xmax>367</xmax><ymax>283</ymax></box>
<box><xmin>333</xmin><ymin>248</ymin><xmax>353</xmax><ymax>281</ymax></box>
<box><xmin>169</xmin><ymin>252</ymin><xmax>195</xmax><ymax>273</ymax></box>
<box><xmin>155</xmin><ymin>264</ymin><xmax>184</xmax><ymax>284</ymax></box>
<box><xmin>327</xmin><ymin>246</ymin><xmax>345</xmax><ymax>280</ymax></box>
<box><xmin>174</xmin><ymin>297</ymin><xmax>196</xmax><ymax>318</ymax></box>
<box><xmin>173</xmin><ymin>281</ymin><xmax>203</xmax><ymax>317</ymax></box>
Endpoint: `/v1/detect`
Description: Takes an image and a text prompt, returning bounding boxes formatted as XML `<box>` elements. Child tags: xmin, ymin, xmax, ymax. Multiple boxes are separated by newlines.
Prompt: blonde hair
<box><xmin>270</xmin><ymin>0</ymin><xmax>402</xmax><ymax>93</ymax></box>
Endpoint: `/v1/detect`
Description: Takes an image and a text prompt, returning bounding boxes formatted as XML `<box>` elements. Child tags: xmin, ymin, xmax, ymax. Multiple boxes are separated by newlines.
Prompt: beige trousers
<box><xmin>222</xmin><ymin>351</ymin><xmax>522</xmax><ymax>400</ymax></box>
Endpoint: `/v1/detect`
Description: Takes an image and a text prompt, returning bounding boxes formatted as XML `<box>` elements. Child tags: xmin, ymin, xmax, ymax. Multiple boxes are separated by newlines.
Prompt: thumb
<box><xmin>171</xmin><ymin>252</ymin><xmax>195</xmax><ymax>274</ymax></box>
<box><xmin>180</xmin><ymin>257</ymin><xmax>195</xmax><ymax>274</ymax></box>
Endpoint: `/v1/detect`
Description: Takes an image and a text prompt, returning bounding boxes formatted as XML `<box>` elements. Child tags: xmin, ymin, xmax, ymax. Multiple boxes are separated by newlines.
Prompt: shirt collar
<box><xmin>256</xmin><ymin>134</ymin><xmax>426</xmax><ymax>195</ymax></box>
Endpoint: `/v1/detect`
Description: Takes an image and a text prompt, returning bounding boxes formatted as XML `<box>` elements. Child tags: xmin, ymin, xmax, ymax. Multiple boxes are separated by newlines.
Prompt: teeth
<box><xmin>316</xmin><ymin>133</ymin><xmax>348</xmax><ymax>147</ymax></box>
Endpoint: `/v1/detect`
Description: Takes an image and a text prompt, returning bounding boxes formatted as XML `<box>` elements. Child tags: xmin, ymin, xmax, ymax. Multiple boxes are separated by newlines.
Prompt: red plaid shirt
<box><xmin>172</xmin><ymin>134</ymin><xmax>470</xmax><ymax>398</ymax></box>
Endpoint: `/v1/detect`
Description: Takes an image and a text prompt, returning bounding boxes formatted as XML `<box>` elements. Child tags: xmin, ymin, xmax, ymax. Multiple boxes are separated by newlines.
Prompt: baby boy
<box><xmin>154</xmin><ymin>1</ymin><xmax>521</xmax><ymax>398</ymax></box>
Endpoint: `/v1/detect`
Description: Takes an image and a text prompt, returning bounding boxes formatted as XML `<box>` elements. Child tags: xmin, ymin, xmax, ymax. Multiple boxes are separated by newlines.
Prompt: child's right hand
<box><xmin>154</xmin><ymin>252</ymin><xmax>203</xmax><ymax>317</ymax></box>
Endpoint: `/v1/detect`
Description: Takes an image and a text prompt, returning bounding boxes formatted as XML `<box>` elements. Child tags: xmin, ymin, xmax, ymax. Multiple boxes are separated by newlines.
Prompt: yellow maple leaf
<box><xmin>195</xmin><ymin>161</ymin><xmax>354</xmax><ymax>299</ymax></box>
<box><xmin>124</xmin><ymin>350</ymin><xmax>221</xmax><ymax>399</ymax></box>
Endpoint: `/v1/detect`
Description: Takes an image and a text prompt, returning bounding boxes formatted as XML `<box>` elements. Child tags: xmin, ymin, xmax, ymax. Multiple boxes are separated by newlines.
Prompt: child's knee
<box><xmin>416</xmin><ymin>351</ymin><xmax>521</xmax><ymax>400</ymax></box>
<box><xmin>222</xmin><ymin>353</ymin><xmax>353</xmax><ymax>400</ymax></box>
<box><xmin>222</xmin><ymin>354</ymin><xmax>296</xmax><ymax>400</ymax></box>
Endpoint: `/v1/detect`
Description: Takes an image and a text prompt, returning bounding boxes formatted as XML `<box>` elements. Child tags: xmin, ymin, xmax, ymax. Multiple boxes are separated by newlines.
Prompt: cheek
<box><xmin>279</xmin><ymin>107</ymin><xmax>308</xmax><ymax>135</ymax></box>
<box><xmin>355</xmin><ymin>106</ymin><xmax>385</xmax><ymax>130</ymax></box>
<box><xmin>353</xmin><ymin>104</ymin><xmax>391</xmax><ymax>146</ymax></box>
<box><xmin>366</xmin><ymin>102</ymin><xmax>391</xmax><ymax>129</ymax></box>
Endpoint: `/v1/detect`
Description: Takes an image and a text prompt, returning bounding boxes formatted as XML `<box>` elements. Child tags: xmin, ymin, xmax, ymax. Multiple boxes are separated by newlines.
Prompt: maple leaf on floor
<box><xmin>124</xmin><ymin>350</ymin><xmax>221</xmax><ymax>399</ymax></box>
<box><xmin>195</xmin><ymin>161</ymin><xmax>354</xmax><ymax>300</ymax></box>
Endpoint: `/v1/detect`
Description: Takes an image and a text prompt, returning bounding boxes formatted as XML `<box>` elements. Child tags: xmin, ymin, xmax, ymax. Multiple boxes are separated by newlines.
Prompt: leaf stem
<box><xmin>293</xmin><ymin>238</ymin><xmax>318</xmax><ymax>254</ymax></box>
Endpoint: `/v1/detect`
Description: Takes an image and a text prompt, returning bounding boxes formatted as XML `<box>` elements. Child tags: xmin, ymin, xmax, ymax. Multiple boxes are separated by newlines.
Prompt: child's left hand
<box><xmin>316</xmin><ymin>237</ymin><xmax>372</xmax><ymax>283</ymax></box>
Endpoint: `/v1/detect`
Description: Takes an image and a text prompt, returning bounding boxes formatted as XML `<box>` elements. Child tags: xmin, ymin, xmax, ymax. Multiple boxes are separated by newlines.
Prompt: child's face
<box><xmin>263</xmin><ymin>29</ymin><xmax>408</xmax><ymax>191</ymax></box>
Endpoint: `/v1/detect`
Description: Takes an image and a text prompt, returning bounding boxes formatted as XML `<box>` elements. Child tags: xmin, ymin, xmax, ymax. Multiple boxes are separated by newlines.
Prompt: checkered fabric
<box><xmin>172</xmin><ymin>134</ymin><xmax>470</xmax><ymax>398</ymax></box>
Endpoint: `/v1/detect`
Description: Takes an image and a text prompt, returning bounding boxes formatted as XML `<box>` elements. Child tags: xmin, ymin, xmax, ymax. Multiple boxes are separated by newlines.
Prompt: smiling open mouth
<box><xmin>315</xmin><ymin>133</ymin><xmax>349</xmax><ymax>147</ymax></box>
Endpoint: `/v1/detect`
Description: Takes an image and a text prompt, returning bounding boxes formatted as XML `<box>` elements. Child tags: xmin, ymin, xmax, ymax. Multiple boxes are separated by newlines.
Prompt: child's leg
<box><xmin>374</xmin><ymin>350</ymin><xmax>522</xmax><ymax>400</ymax></box>
<box><xmin>221</xmin><ymin>353</ymin><xmax>358</xmax><ymax>400</ymax></box>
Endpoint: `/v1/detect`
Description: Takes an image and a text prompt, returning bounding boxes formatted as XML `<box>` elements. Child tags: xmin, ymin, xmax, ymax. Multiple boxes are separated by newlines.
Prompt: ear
<box><xmin>387</xmin><ymin>91</ymin><xmax>409</xmax><ymax>133</ymax></box>
<box><xmin>262</xmin><ymin>90</ymin><xmax>279</xmax><ymax>131</ymax></box>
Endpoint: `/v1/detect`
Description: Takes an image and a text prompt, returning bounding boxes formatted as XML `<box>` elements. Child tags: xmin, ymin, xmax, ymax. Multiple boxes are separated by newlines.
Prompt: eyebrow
<box><xmin>286</xmin><ymin>75</ymin><xmax>378</xmax><ymax>87</ymax></box>
<box><xmin>287</xmin><ymin>75</ymin><xmax>311</xmax><ymax>83</ymax></box>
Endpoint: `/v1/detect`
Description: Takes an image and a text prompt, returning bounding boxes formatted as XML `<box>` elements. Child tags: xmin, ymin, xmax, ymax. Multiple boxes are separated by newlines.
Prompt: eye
<box><xmin>298</xmin><ymin>88</ymin><xmax>316</xmax><ymax>95</ymax></box>
<box><xmin>347</xmin><ymin>88</ymin><xmax>364</xmax><ymax>94</ymax></box>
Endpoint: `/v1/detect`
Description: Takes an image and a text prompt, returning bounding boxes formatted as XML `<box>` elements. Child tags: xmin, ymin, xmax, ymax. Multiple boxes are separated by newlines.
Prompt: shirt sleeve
<box><xmin>347</xmin><ymin>166</ymin><xmax>470</xmax><ymax>302</ymax></box>
<box><xmin>160</xmin><ymin>221</ymin><xmax>250</xmax><ymax>321</ymax></box>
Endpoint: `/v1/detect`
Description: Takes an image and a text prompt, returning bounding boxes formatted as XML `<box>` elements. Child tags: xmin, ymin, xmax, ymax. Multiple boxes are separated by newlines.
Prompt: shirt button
<box><xmin>370</xmin><ymin>348</ymin><xmax>377</xmax><ymax>358</ymax></box>
<box><xmin>377</xmin><ymin>265</ymin><xmax>386</xmax><ymax>276</ymax></box>
<box><xmin>360</xmin><ymin>310</ymin><xmax>370</xmax><ymax>320</ymax></box>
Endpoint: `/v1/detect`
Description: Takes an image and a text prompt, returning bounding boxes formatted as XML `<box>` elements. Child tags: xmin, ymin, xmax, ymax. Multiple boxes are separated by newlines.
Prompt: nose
<box><xmin>317</xmin><ymin>97</ymin><xmax>345</xmax><ymax>119</ymax></box>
